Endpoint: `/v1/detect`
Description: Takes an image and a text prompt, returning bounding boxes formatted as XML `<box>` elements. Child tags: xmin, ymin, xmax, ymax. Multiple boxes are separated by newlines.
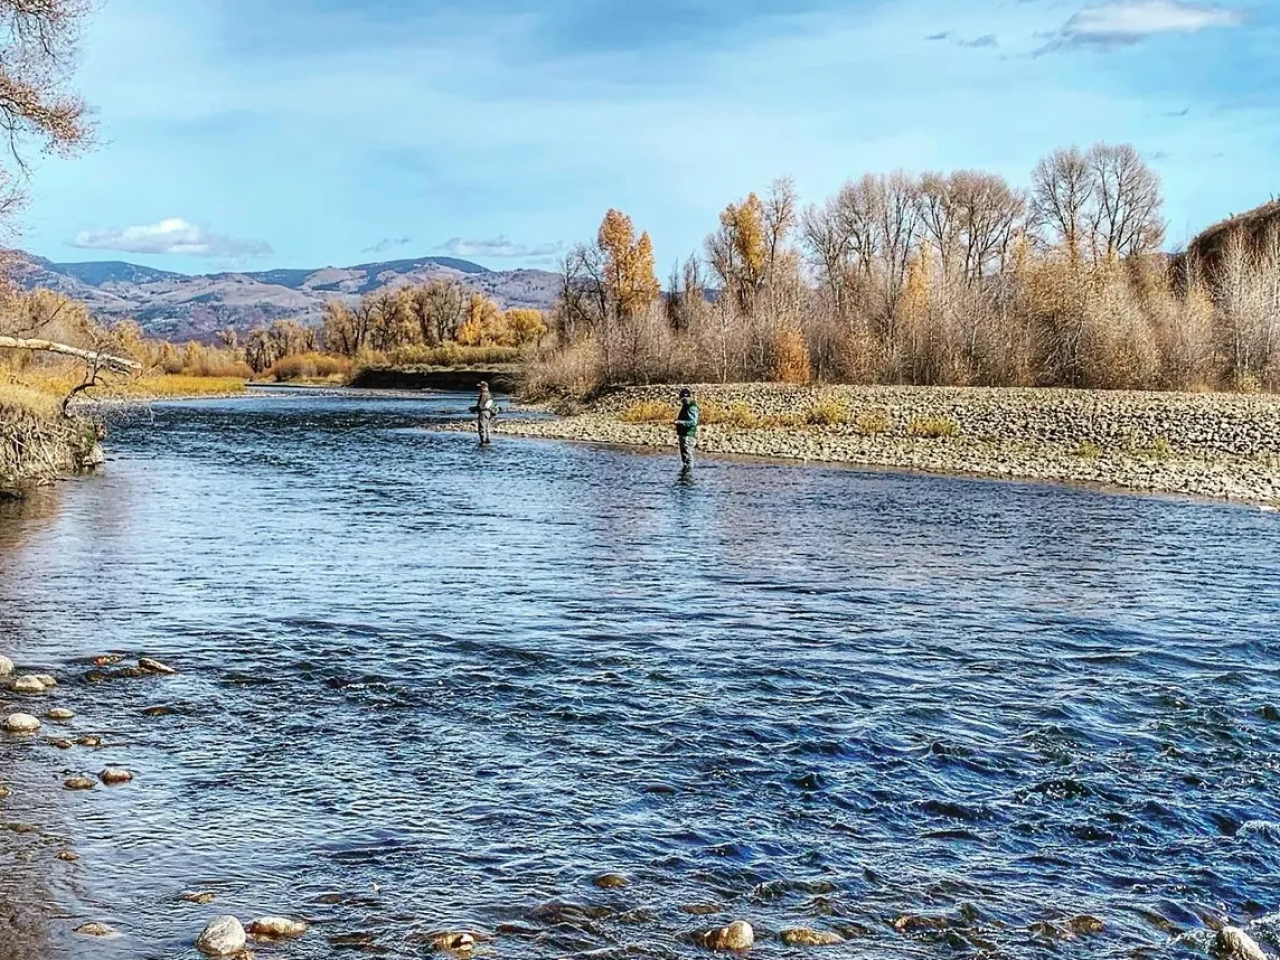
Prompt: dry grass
<box><xmin>0</xmin><ymin>381</ymin><xmax>62</xmax><ymax>418</ymax></box>
<box><xmin>855</xmin><ymin>407</ymin><xmax>894</xmax><ymax>435</ymax></box>
<box><xmin>620</xmin><ymin>400</ymin><xmax>674</xmax><ymax>423</ymax></box>
<box><xmin>907</xmin><ymin>416</ymin><xmax>961</xmax><ymax>439</ymax></box>
<box><xmin>384</xmin><ymin>344</ymin><xmax>521</xmax><ymax>368</ymax></box>
<box><xmin>806</xmin><ymin>396</ymin><xmax>852</xmax><ymax>426</ymax></box>
<box><xmin>701</xmin><ymin>402</ymin><xmax>762</xmax><ymax>428</ymax></box>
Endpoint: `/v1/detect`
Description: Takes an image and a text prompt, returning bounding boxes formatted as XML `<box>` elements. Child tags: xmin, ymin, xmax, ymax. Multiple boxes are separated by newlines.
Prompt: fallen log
<box><xmin>0</xmin><ymin>336</ymin><xmax>141</xmax><ymax>373</ymax></box>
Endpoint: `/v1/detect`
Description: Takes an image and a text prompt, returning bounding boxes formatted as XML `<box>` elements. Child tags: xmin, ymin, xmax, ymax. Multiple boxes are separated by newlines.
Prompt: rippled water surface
<box><xmin>2</xmin><ymin>389</ymin><xmax>1280</xmax><ymax>960</ymax></box>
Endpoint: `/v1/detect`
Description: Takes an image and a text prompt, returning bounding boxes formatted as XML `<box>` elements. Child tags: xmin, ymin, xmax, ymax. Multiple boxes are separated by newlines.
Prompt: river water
<box><xmin>1</xmin><ymin>389</ymin><xmax>1279</xmax><ymax>959</ymax></box>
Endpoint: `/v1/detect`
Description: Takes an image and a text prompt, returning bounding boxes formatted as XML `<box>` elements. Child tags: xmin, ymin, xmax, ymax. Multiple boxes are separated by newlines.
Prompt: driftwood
<box><xmin>0</xmin><ymin>335</ymin><xmax>141</xmax><ymax>373</ymax></box>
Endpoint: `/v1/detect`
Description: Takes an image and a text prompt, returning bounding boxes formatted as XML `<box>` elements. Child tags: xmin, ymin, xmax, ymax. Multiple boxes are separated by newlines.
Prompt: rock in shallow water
<box><xmin>0</xmin><ymin>655</ymin><xmax>13</xmax><ymax>677</ymax></box>
<box><xmin>58</xmin><ymin>850</ymin><xmax>79</xmax><ymax>862</ymax></box>
<box><xmin>1215</xmin><ymin>926</ymin><xmax>1269</xmax><ymax>960</ymax></box>
<box><xmin>99</xmin><ymin>768</ymin><xmax>133</xmax><ymax>786</ymax></box>
<box><xmin>64</xmin><ymin>777</ymin><xmax>96</xmax><ymax>791</ymax></box>
<box><xmin>181</xmin><ymin>891</ymin><xmax>217</xmax><ymax>905</ymax></box>
<box><xmin>248</xmin><ymin>916</ymin><xmax>309</xmax><ymax>939</ymax></box>
<box><xmin>11</xmin><ymin>675</ymin><xmax>47</xmax><ymax>694</ymax></box>
<box><xmin>47</xmin><ymin>708</ymin><xmax>75</xmax><ymax>722</ymax></box>
<box><xmin>3</xmin><ymin>713</ymin><xmax>41</xmax><ymax>733</ymax></box>
<box><xmin>780</xmin><ymin>928</ymin><xmax>844</xmax><ymax>946</ymax></box>
<box><xmin>593</xmin><ymin>873</ymin><xmax>630</xmax><ymax>890</ymax></box>
<box><xmin>35</xmin><ymin>674</ymin><xmax>56</xmax><ymax>688</ymax></box>
<box><xmin>430</xmin><ymin>931</ymin><xmax>475</xmax><ymax>952</ymax></box>
<box><xmin>197</xmin><ymin>916</ymin><xmax>247</xmax><ymax>956</ymax></box>
<box><xmin>139</xmin><ymin>657</ymin><xmax>178</xmax><ymax>675</ymax></box>
<box><xmin>696</xmin><ymin>920</ymin><xmax>755</xmax><ymax>951</ymax></box>
<box><xmin>74</xmin><ymin>922</ymin><xmax>115</xmax><ymax>937</ymax></box>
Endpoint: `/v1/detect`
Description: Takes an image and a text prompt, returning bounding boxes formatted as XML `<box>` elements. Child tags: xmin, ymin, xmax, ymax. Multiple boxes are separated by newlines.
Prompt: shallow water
<box><xmin>1</xmin><ymin>388</ymin><xmax>1279</xmax><ymax>959</ymax></box>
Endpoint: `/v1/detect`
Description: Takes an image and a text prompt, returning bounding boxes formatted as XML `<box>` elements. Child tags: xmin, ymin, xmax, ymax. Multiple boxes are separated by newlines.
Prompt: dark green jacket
<box><xmin>676</xmin><ymin>401</ymin><xmax>700</xmax><ymax>438</ymax></box>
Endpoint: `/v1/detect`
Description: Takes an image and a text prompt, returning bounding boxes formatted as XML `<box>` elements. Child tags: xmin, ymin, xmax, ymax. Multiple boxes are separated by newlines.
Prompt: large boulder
<box><xmin>3</xmin><ymin>713</ymin><xmax>41</xmax><ymax>734</ymax></box>
<box><xmin>99</xmin><ymin>768</ymin><xmax>133</xmax><ymax>786</ymax></box>
<box><xmin>139</xmin><ymin>657</ymin><xmax>178</xmax><ymax>676</ymax></box>
<box><xmin>197</xmin><ymin>916</ymin><xmax>246</xmax><ymax>957</ymax></box>
<box><xmin>11</xmin><ymin>675</ymin><xmax>47</xmax><ymax>694</ymax></box>
<box><xmin>1215</xmin><ymin>926</ymin><xmax>1269</xmax><ymax>960</ymax></box>
<box><xmin>696</xmin><ymin>920</ymin><xmax>755</xmax><ymax>951</ymax></box>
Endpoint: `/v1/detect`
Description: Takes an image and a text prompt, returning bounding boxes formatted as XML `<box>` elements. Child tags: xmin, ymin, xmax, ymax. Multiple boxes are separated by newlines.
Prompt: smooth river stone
<box><xmin>34</xmin><ymin>675</ymin><xmax>57</xmax><ymax>688</ymax></box>
<box><xmin>181</xmin><ymin>891</ymin><xmax>217</xmax><ymax>905</ymax></box>
<box><xmin>197</xmin><ymin>916</ymin><xmax>247</xmax><ymax>956</ymax></box>
<box><xmin>0</xmin><ymin>655</ymin><xmax>12</xmax><ymax>677</ymax></box>
<box><xmin>247</xmin><ymin>916</ymin><xmax>309</xmax><ymax>939</ymax></box>
<box><xmin>99</xmin><ymin>768</ymin><xmax>133</xmax><ymax>786</ymax></box>
<box><xmin>47</xmin><ymin>708</ymin><xmax>75</xmax><ymax>722</ymax></box>
<box><xmin>593</xmin><ymin>873</ymin><xmax>630</xmax><ymax>889</ymax></box>
<box><xmin>3</xmin><ymin>713</ymin><xmax>41</xmax><ymax>734</ymax></box>
<box><xmin>10</xmin><ymin>676</ymin><xmax>47</xmax><ymax>695</ymax></box>
<box><xmin>64</xmin><ymin>777</ymin><xmax>97</xmax><ymax>791</ymax></box>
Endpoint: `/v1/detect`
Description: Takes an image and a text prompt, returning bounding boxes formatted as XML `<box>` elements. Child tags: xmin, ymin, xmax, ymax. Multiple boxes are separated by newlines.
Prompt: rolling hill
<box><xmin>6</xmin><ymin>253</ymin><xmax>562</xmax><ymax>343</ymax></box>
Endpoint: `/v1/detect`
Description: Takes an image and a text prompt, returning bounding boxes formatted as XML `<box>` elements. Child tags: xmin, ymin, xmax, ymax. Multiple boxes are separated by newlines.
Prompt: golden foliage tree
<box><xmin>597</xmin><ymin>209</ymin><xmax>661</xmax><ymax>320</ymax></box>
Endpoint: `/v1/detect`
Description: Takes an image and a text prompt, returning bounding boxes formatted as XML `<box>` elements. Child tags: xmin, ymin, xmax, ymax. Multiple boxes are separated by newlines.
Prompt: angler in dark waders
<box><xmin>471</xmin><ymin>381</ymin><xmax>497</xmax><ymax>445</ymax></box>
<box><xmin>675</xmin><ymin>387</ymin><xmax>699</xmax><ymax>472</ymax></box>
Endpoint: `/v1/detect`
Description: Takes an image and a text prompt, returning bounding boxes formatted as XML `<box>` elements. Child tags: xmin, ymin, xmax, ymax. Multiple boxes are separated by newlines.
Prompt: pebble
<box><xmin>64</xmin><ymin>777</ymin><xmax>97</xmax><ymax>791</ymax></box>
<box><xmin>1068</xmin><ymin>915</ymin><xmax>1104</xmax><ymax>936</ymax></box>
<box><xmin>1215</xmin><ymin>926</ymin><xmax>1269</xmax><ymax>960</ymax></box>
<box><xmin>0</xmin><ymin>655</ymin><xmax>12</xmax><ymax>677</ymax></box>
<box><xmin>47</xmin><ymin>738</ymin><xmax>73</xmax><ymax>749</ymax></box>
<box><xmin>76</xmin><ymin>736</ymin><xmax>104</xmax><ymax>748</ymax></box>
<box><xmin>696</xmin><ymin>920</ymin><xmax>755</xmax><ymax>951</ymax></box>
<box><xmin>99</xmin><ymin>768</ymin><xmax>133</xmax><ymax>786</ymax></box>
<box><xmin>11</xmin><ymin>675</ymin><xmax>48</xmax><ymax>695</ymax></box>
<box><xmin>3</xmin><ymin>713</ymin><xmax>41</xmax><ymax>734</ymax></box>
<box><xmin>181</xmin><ymin>891</ymin><xmax>217</xmax><ymax>905</ymax></box>
<box><xmin>893</xmin><ymin>914</ymin><xmax>950</xmax><ymax>933</ymax></box>
<box><xmin>47</xmin><ymin>708</ymin><xmax>75</xmax><ymax>722</ymax></box>
<box><xmin>593</xmin><ymin>873</ymin><xmax>630</xmax><ymax>890</ymax></box>
<box><xmin>780</xmin><ymin>928</ymin><xmax>844</xmax><ymax>946</ymax></box>
<box><xmin>74</xmin><ymin>922</ymin><xmax>115</xmax><ymax>937</ymax></box>
<box><xmin>58</xmin><ymin>850</ymin><xmax>80</xmax><ymax>862</ymax></box>
<box><xmin>197</xmin><ymin>916</ymin><xmax>247</xmax><ymax>956</ymax></box>
<box><xmin>248</xmin><ymin>917</ymin><xmax>310</xmax><ymax>939</ymax></box>
<box><xmin>139</xmin><ymin>657</ymin><xmax>178</xmax><ymax>675</ymax></box>
<box><xmin>143</xmin><ymin>705</ymin><xmax>175</xmax><ymax>717</ymax></box>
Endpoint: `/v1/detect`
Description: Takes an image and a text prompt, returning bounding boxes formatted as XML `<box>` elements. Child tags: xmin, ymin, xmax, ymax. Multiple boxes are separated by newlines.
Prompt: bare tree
<box><xmin>1085</xmin><ymin>143</ymin><xmax>1165</xmax><ymax>262</ymax></box>
<box><xmin>1030</xmin><ymin>147</ymin><xmax>1093</xmax><ymax>262</ymax></box>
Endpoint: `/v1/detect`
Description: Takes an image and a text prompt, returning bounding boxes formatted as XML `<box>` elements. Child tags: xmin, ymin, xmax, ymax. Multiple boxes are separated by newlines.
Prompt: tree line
<box><xmin>530</xmin><ymin>143</ymin><xmax>1280</xmax><ymax>396</ymax></box>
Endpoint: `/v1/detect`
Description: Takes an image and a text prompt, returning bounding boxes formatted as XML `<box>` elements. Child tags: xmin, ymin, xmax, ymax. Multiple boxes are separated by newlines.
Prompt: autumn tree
<box><xmin>597</xmin><ymin>208</ymin><xmax>661</xmax><ymax>320</ymax></box>
<box><xmin>502</xmin><ymin>308</ymin><xmax>548</xmax><ymax>346</ymax></box>
<box><xmin>456</xmin><ymin>293</ymin><xmax>502</xmax><ymax>346</ymax></box>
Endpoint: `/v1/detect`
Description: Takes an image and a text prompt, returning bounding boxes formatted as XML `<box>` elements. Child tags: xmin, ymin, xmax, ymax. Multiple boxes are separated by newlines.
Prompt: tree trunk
<box><xmin>0</xmin><ymin>337</ymin><xmax>141</xmax><ymax>373</ymax></box>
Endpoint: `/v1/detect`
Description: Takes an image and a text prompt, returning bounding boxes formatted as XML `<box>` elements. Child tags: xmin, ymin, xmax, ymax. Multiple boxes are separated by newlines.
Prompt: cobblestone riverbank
<box><xmin>489</xmin><ymin>384</ymin><xmax>1280</xmax><ymax>506</ymax></box>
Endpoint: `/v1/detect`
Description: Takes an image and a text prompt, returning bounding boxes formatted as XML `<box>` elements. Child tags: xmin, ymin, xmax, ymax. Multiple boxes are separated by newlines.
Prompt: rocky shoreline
<box><xmin>491</xmin><ymin>385</ymin><xmax>1280</xmax><ymax>507</ymax></box>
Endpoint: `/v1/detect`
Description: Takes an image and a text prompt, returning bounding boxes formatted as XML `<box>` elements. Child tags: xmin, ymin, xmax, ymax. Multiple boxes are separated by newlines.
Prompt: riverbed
<box><xmin>2</xmin><ymin>389</ymin><xmax>1279</xmax><ymax>959</ymax></box>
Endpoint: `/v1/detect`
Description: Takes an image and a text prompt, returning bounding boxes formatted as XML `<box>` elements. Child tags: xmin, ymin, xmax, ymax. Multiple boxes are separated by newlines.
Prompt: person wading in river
<box><xmin>471</xmin><ymin>381</ymin><xmax>497</xmax><ymax>445</ymax></box>
<box><xmin>675</xmin><ymin>387</ymin><xmax>700</xmax><ymax>470</ymax></box>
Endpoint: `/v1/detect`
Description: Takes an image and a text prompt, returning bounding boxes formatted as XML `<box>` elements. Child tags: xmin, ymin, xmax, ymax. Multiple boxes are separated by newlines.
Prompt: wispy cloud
<box><xmin>362</xmin><ymin>236</ymin><xmax>413</xmax><ymax>255</ymax></box>
<box><xmin>436</xmin><ymin>235</ymin><xmax>566</xmax><ymax>259</ymax></box>
<box><xmin>958</xmin><ymin>34</ymin><xmax>999</xmax><ymax>48</ymax></box>
<box><xmin>72</xmin><ymin>218</ymin><xmax>274</xmax><ymax>258</ymax></box>
<box><xmin>1040</xmin><ymin>0</ymin><xmax>1244</xmax><ymax>52</ymax></box>
<box><xmin>925</xmin><ymin>31</ymin><xmax>952</xmax><ymax>41</ymax></box>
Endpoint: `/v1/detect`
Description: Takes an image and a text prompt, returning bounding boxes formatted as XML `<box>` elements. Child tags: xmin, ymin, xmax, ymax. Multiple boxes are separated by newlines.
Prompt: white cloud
<box><xmin>362</xmin><ymin>236</ymin><xmax>413</xmax><ymax>255</ymax></box>
<box><xmin>1048</xmin><ymin>0</ymin><xmax>1243</xmax><ymax>50</ymax></box>
<box><xmin>72</xmin><ymin>217</ymin><xmax>273</xmax><ymax>258</ymax></box>
<box><xmin>436</xmin><ymin>236</ymin><xmax>566</xmax><ymax>259</ymax></box>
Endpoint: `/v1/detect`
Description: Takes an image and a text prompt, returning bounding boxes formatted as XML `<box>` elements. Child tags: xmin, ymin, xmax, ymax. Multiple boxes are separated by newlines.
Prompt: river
<box><xmin>1</xmin><ymin>389</ymin><xmax>1278</xmax><ymax>959</ymax></box>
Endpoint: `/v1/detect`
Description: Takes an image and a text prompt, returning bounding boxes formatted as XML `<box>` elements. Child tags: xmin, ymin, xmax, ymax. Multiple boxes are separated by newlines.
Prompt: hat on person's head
<box><xmin>478</xmin><ymin>381</ymin><xmax>489</xmax><ymax>388</ymax></box>
<box><xmin>679</xmin><ymin>387</ymin><xmax>692</xmax><ymax>399</ymax></box>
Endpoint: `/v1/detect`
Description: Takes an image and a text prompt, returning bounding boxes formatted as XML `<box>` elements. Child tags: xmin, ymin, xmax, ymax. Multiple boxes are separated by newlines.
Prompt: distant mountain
<box><xmin>6</xmin><ymin>253</ymin><xmax>561</xmax><ymax>343</ymax></box>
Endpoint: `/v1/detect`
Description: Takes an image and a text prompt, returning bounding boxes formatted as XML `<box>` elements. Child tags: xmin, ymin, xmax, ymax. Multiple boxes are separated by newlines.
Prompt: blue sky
<box><xmin>16</xmin><ymin>0</ymin><xmax>1280</xmax><ymax>275</ymax></box>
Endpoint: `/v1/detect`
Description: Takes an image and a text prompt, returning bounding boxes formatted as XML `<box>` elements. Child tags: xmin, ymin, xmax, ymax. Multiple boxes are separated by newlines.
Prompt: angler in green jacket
<box><xmin>675</xmin><ymin>387</ymin><xmax>699</xmax><ymax>469</ymax></box>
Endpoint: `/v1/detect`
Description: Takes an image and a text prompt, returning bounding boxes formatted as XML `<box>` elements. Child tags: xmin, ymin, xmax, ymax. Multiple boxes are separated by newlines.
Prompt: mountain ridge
<box><xmin>6</xmin><ymin>252</ymin><xmax>560</xmax><ymax>343</ymax></box>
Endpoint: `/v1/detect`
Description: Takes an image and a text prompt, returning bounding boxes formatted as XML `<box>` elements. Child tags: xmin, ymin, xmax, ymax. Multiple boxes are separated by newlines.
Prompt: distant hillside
<box><xmin>5</xmin><ymin>252</ymin><xmax>561</xmax><ymax>343</ymax></box>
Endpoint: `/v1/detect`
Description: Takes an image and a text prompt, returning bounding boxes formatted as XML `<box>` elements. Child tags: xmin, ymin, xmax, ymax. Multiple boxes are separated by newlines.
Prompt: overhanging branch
<box><xmin>0</xmin><ymin>335</ymin><xmax>141</xmax><ymax>373</ymax></box>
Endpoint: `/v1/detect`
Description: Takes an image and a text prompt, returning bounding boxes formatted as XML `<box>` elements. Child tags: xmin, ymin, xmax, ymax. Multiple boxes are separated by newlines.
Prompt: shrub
<box><xmin>855</xmin><ymin>407</ymin><xmax>894</xmax><ymax>435</ymax></box>
<box><xmin>806</xmin><ymin>396</ymin><xmax>852</xmax><ymax>426</ymax></box>
<box><xmin>761</xmin><ymin>412</ymin><xmax>807</xmax><ymax>429</ymax></box>
<box><xmin>702</xmin><ymin>401</ymin><xmax>761</xmax><ymax>429</ymax></box>
<box><xmin>621</xmin><ymin>401</ymin><xmax>674</xmax><ymax>423</ymax></box>
<box><xmin>771</xmin><ymin>327</ymin><xmax>812</xmax><ymax>384</ymax></box>
<box><xmin>265</xmin><ymin>352</ymin><xmax>353</xmax><ymax>383</ymax></box>
<box><xmin>907</xmin><ymin>416</ymin><xmax>960</xmax><ymax>439</ymax></box>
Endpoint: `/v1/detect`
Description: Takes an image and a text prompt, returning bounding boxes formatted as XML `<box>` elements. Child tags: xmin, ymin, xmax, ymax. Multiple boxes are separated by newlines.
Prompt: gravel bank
<box><xmin>489</xmin><ymin>385</ymin><xmax>1280</xmax><ymax>506</ymax></box>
